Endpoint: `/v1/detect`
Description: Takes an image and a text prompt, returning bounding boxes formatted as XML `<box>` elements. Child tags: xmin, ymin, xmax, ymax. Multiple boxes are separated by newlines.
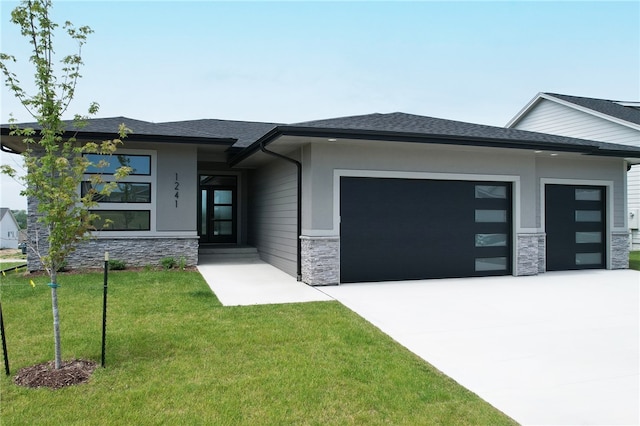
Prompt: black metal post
<box><xmin>0</xmin><ymin>301</ymin><xmax>10</xmax><ymax>376</ymax></box>
<box><xmin>101</xmin><ymin>252</ymin><xmax>108</xmax><ymax>368</ymax></box>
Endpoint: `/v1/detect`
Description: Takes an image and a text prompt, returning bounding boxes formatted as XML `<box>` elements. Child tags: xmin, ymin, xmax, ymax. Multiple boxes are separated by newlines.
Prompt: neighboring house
<box><xmin>507</xmin><ymin>93</ymin><xmax>640</xmax><ymax>249</ymax></box>
<box><xmin>0</xmin><ymin>207</ymin><xmax>20</xmax><ymax>249</ymax></box>
<box><xmin>2</xmin><ymin>112</ymin><xmax>640</xmax><ymax>284</ymax></box>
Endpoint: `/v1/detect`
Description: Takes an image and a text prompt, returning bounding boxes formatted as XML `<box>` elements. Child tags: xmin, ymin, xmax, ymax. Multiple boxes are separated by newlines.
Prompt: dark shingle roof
<box><xmin>291</xmin><ymin>112</ymin><xmax>640</xmax><ymax>153</ymax></box>
<box><xmin>5</xmin><ymin>112</ymin><xmax>640</xmax><ymax>161</ymax></box>
<box><xmin>159</xmin><ymin>119</ymin><xmax>281</xmax><ymax>148</ymax></box>
<box><xmin>544</xmin><ymin>93</ymin><xmax>640</xmax><ymax>126</ymax></box>
<box><xmin>1</xmin><ymin>117</ymin><xmax>280</xmax><ymax>147</ymax></box>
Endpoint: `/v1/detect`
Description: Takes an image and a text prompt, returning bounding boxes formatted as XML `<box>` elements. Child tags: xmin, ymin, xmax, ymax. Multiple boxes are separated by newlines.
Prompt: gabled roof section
<box><xmin>507</xmin><ymin>93</ymin><xmax>640</xmax><ymax>129</ymax></box>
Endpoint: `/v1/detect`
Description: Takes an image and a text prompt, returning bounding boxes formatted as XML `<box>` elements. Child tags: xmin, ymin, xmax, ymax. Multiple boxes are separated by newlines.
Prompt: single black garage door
<box><xmin>545</xmin><ymin>185</ymin><xmax>606</xmax><ymax>271</ymax></box>
<box><xmin>340</xmin><ymin>177</ymin><xmax>512</xmax><ymax>283</ymax></box>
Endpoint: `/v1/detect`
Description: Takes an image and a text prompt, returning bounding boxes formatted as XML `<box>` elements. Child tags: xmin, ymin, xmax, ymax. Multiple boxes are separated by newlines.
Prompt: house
<box><xmin>2</xmin><ymin>112</ymin><xmax>640</xmax><ymax>284</ymax></box>
<box><xmin>0</xmin><ymin>207</ymin><xmax>20</xmax><ymax>249</ymax></box>
<box><xmin>507</xmin><ymin>93</ymin><xmax>640</xmax><ymax>249</ymax></box>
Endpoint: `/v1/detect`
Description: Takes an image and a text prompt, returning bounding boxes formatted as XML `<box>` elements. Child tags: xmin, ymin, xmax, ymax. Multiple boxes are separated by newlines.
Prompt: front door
<box><xmin>199</xmin><ymin>175</ymin><xmax>237</xmax><ymax>244</ymax></box>
<box><xmin>545</xmin><ymin>184</ymin><xmax>606</xmax><ymax>271</ymax></box>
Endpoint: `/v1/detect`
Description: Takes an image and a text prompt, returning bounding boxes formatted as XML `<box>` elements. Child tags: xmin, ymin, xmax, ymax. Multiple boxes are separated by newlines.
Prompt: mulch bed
<box><xmin>13</xmin><ymin>359</ymin><xmax>98</xmax><ymax>390</ymax></box>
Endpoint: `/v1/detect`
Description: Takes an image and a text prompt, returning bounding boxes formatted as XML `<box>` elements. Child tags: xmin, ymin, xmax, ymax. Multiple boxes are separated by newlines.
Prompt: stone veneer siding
<box><xmin>611</xmin><ymin>232</ymin><xmax>630</xmax><ymax>269</ymax></box>
<box><xmin>537</xmin><ymin>234</ymin><xmax>546</xmax><ymax>273</ymax></box>
<box><xmin>516</xmin><ymin>233</ymin><xmax>545</xmax><ymax>276</ymax></box>
<box><xmin>301</xmin><ymin>236</ymin><xmax>339</xmax><ymax>286</ymax></box>
<box><xmin>28</xmin><ymin>236</ymin><xmax>199</xmax><ymax>271</ymax></box>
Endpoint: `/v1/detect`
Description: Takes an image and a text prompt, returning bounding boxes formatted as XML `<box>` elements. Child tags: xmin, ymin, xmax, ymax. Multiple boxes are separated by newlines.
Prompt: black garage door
<box><xmin>545</xmin><ymin>185</ymin><xmax>606</xmax><ymax>271</ymax></box>
<box><xmin>340</xmin><ymin>177</ymin><xmax>512</xmax><ymax>283</ymax></box>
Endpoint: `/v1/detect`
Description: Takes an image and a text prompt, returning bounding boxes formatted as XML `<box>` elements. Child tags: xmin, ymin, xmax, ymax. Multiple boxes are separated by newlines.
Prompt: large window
<box><xmin>91</xmin><ymin>210</ymin><xmax>150</xmax><ymax>231</ymax></box>
<box><xmin>82</xmin><ymin>182</ymin><xmax>151</xmax><ymax>203</ymax></box>
<box><xmin>83</xmin><ymin>151</ymin><xmax>154</xmax><ymax>232</ymax></box>
<box><xmin>84</xmin><ymin>154</ymin><xmax>151</xmax><ymax>175</ymax></box>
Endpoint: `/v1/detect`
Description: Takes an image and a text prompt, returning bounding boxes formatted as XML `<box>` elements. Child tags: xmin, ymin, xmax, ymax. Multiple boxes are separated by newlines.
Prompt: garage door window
<box><xmin>475</xmin><ymin>209</ymin><xmax>508</xmax><ymax>222</ymax></box>
<box><xmin>476</xmin><ymin>185</ymin><xmax>507</xmax><ymax>199</ymax></box>
<box><xmin>475</xmin><ymin>257</ymin><xmax>508</xmax><ymax>271</ymax></box>
<box><xmin>475</xmin><ymin>233</ymin><xmax>508</xmax><ymax>247</ymax></box>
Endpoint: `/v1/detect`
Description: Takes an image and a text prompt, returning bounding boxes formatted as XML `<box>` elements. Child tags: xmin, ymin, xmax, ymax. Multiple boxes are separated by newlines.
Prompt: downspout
<box><xmin>259</xmin><ymin>141</ymin><xmax>303</xmax><ymax>281</ymax></box>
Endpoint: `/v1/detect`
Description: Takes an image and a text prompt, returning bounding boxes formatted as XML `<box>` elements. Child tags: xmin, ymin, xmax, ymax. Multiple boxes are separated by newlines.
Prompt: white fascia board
<box><xmin>505</xmin><ymin>92</ymin><xmax>545</xmax><ymax>128</ymax></box>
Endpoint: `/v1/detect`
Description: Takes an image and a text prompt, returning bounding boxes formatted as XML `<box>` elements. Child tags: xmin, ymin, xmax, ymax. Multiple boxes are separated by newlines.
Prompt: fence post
<box><xmin>101</xmin><ymin>252</ymin><xmax>109</xmax><ymax>368</ymax></box>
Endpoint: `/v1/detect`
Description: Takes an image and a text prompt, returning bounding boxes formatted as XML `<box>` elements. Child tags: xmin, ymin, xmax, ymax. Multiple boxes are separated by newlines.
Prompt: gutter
<box><xmin>259</xmin><ymin>140</ymin><xmax>303</xmax><ymax>282</ymax></box>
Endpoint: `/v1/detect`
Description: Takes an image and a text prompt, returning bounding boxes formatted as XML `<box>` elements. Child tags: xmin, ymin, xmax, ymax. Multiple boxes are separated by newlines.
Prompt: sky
<box><xmin>1</xmin><ymin>0</ymin><xmax>639</xmax><ymax>210</ymax></box>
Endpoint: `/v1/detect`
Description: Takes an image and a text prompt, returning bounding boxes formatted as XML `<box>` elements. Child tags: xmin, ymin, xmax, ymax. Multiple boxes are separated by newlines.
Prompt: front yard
<box><xmin>0</xmin><ymin>269</ymin><xmax>515</xmax><ymax>425</ymax></box>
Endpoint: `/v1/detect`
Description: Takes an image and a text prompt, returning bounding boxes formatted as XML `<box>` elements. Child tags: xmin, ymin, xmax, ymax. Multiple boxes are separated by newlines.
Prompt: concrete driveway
<box><xmin>321</xmin><ymin>270</ymin><xmax>639</xmax><ymax>425</ymax></box>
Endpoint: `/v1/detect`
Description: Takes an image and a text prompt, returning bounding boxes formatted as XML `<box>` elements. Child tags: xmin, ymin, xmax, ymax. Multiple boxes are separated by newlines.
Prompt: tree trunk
<box><xmin>50</xmin><ymin>269</ymin><xmax>62</xmax><ymax>369</ymax></box>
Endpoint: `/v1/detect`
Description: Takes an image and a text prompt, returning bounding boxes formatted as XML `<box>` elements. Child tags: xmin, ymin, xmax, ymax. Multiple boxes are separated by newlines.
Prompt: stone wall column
<box><xmin>516</xmin><ymin>233</ymin><xmax>545</xmax><ymax>276</ymax></box>
<box><xmin>611</xmin><ymin>232</ymin><xmax>629</xmax><ymax>270</ymax></box>
<box><xmin>301</xmin><ymin>236</ymin><xmax>340</xmax><ymax>286</ymax></box>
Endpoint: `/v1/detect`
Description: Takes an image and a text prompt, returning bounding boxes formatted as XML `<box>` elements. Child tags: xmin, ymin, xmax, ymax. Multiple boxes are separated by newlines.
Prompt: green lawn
<box><xmin>630</xmin><ymin>251</ymin><xmax>640</xmax><ymax>271</ymax></box>
<box><xmin>0</xmin><ymin>270</ymin><xmax>516</xmax><ymax>425</ymax></box>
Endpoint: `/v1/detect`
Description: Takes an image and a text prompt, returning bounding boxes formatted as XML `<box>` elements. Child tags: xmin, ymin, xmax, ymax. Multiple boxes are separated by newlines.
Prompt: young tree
<box><xmin>0</xmin><ymin>0</ymin><xmax>130</xmax><ymax>369</ymax></box>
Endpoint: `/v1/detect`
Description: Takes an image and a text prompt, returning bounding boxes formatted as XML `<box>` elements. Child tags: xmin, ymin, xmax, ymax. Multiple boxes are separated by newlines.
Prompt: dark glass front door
<box><xmin>199</xmin><ymin>175</ymin><xmax>237</xmax><ymax>244</ymax></box>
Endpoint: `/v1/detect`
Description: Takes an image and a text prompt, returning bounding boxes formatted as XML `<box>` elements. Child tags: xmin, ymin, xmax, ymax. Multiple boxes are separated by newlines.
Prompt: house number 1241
<box><xmin>174</xmin><ymin>173</ymin><xmax>179</xmax><ymax>208</ymax></box>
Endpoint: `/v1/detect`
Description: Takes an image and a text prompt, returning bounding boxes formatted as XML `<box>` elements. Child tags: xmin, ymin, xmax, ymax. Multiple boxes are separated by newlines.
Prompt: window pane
<box><xmin>214</xmin><ymin>190</ymin><xmax>233</xmax><ymax>204</ymax></box>
<box><xmin>475</xmin><ymin>210</ymin><xmax>507</xmax><ymax>222</ymax></box>
<box><xmin>576</xmin><ymin>232</ymin><xmax>602</xmax><ymax>244</ymax></box>
<box><xmin>475</xmin><ymin>257</ymin><xmax>508</xmax><ymax>271</ymax></box>
<box><xmin>575</xmin><ymin>189</ymin><xmax>601</xmax><ymax>201</ymax></box>
<box><xmin>475</xmin><ymin>185</ymin><xmax>507</xmax><ymax>199</ymax></box>
<box><xmin>576</xmin><ymin>252</ymin><xmax>602</xmax><ymax>265</ymax></box>
<box><xmin>82</xmin><ymin>182</ymin><xmax>151</xmax><ymax>203</ymax></box>
<box><xmin>214</xmin><ymin>206</ymin><xmax>233</xmax><ymax>220</ymax></box>
<box><xmin>84</xmin><ymin>154</ymin><xmax>151</xmax><ymax>175</ymax></box>
<box><xmin>213</xmin><ymin>221</ymin><xmax>232</xmax><ymax>236</ymax></box>
<box><xmin>92</xmin><ymin>210</ymin><xmax>150</xmax><ymax>231</ymax></box>
<box><xmin>575</xmin><ymin>210</ymin><xmax>601</xmax><ymax>222</ymax></box>
<box><xmin>475</xmin><ymin>234</ymin><xmax>508</xmax><ymax>247</ymax></box>
<box><xmin>201</xmin><ymin>190</ymin><xmax>207</xmax><ymax>235</ymax></box>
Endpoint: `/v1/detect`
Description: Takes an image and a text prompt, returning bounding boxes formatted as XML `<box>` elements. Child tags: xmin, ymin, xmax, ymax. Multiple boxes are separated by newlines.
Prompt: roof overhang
<box><xmin>0</xmin><ymin>126</ymin><xmax>237</xmax><ymax>155</ymax></box>
<box><xmin>229</xmin><ymin>125</ymin><xmax>640</xmax><ymax>168</ymax></box>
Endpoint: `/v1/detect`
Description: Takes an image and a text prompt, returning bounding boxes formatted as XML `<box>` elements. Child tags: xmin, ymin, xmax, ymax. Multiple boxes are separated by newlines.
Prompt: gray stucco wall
<box><xmin>156</xmin><ymin>145</ymin><xmax>198</xmax><ymax>232</ymax></box>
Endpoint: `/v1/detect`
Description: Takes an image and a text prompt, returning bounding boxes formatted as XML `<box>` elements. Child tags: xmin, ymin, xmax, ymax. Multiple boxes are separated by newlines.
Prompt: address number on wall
<box><xmin>175</xmin><ymin>173</ymin><xmax>179</xmax><ymax>208</ymax></box>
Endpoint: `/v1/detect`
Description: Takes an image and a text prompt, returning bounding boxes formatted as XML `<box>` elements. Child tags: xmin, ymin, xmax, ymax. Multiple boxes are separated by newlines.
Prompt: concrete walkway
<box><xmin>322</xmin><ymin>270</ymin><xmax>640</xmax><ymax>426</ymax></box>
<box><xmin>196</xmin><ymin>258</ymin><xmax>332</xmax><ymax>306</ymax></box>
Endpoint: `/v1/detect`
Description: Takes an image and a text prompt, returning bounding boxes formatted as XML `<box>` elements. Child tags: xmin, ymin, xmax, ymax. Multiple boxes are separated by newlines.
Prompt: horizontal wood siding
<box><xmin>248</xmin><ymin>160</ymin><xmax>298</xmax><ymax>277</ymax></box>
